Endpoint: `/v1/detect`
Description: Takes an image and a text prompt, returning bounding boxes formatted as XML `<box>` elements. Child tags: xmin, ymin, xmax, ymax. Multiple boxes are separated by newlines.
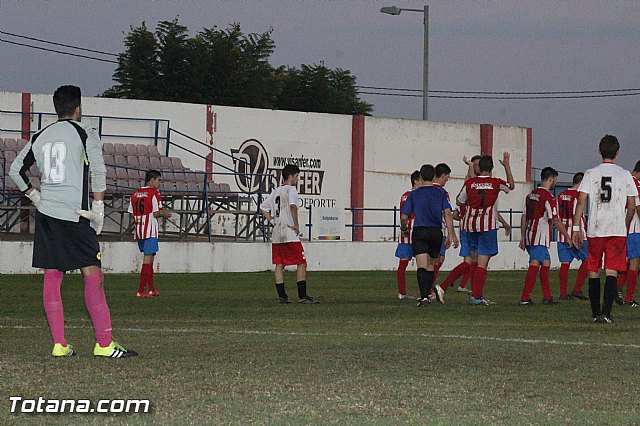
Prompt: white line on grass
<box><xmin>2</xmin><ymin>323</ymin><xmax>640</xmax><ymax>350</ymax></box>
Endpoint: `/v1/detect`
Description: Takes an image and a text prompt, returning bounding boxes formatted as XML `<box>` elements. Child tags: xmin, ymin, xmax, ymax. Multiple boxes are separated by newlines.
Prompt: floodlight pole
<box><xmin>380</xmin><ymin>5</ymin><xmax>429</xmax><ymax>121</ymax></box>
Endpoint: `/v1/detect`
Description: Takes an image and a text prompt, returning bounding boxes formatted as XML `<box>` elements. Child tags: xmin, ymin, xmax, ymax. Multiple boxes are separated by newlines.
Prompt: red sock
<box><xmin>540</xmin><ymin>265</ymin><xmax>552</xmax><ymax>301</ymax></box>
<box><xmin>573</xmin><ymin>262</ymin><xmax>588</xmax><ymax>293</ymax></box>
<box><xmin>440</xmin><ymin>262</ymin><xmax>470</xmax><ymax>291</ymax></box>
<box><xmin>471</xmin><ymin>267</ymin><xmax>487</xmax><ymax>299</ymax></box>
<box><xmin>558</xmin><ymin>263</ymin><xmax>570</xmax><ymax>297</ymax></box>
<box><xmin>618</xmin><ymin>272</ymin><xmax>627</xmax><ymax>290</ymax></box>
<box><xmin>625</xmin><ymin>270</ymin><xmax>638</xmax><ymax>303</ymax></box>
<box><xmin>521</xmin><ymin>265</ymin><xmax>539</xmax><ymax>301</ymax></box>
<box><xmin>397</xmin><ymin>259</ymin><xmax>409</xmax><ymax>295</ymax></box>
<box><xmin>434</xmin><ymin>262</ymin><xmax>442</xmax><ymax>283</ymax></box>
<box><xmin>463</xmin><ymin>261</ymin><xmax>477</xmax><ymax>290</ymax></box>
<box><xmin>138</xmin><ymin>264</ymin><xmax>149</xmax><ymax>293</ymax></box>
<box><xmin>148</xmin><ymin>265</ymin><xmax>156</xmax><ymax>292</ymax></box>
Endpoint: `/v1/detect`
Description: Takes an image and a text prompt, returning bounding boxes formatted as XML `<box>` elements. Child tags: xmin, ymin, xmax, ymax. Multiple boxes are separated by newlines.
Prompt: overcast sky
<box><xmin>2</xmin><ymin>1</ymin><xmax>639</xmax><ymax>177</ymax></box>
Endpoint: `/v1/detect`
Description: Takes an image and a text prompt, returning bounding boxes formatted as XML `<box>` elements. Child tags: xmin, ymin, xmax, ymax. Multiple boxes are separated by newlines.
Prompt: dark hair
<box><xmin>470</xmin><ymin>155</ymin><xmax>482</xmax><ymax>162</ymax></box>
<box><xmin>435</xmin><ymin>163</ymin><xmax>451</xmax><ymax>178</ymax></box>
<box><xmin>282</xmin><ymin>164</ymin><xmax>300</xmax><ymax>180</ymax></box>
<box><xmin>572</xmin><ymin>172</ymin><xmax>584</xmax><ymax>185</ymax></box>
<box><xmin>410</xmin><ymin>170</ymin><xmax>421</xmax><ymax>186</ymax></box>
<box><xmin>145</xmin><ymin>169</ymin><xmax>161</xmax><ymax>184</ymax></box>
<box><xmin>53</xmin><ymin>85</ymin><xmax>81</xmax><ymax>117</ymax></box>
<box><xmin>420</xmin><ymin>164</ymin><xmax>435</xmax><ymax>182</ymax></box>
<box><xmin>599</xmin><ymin>134</ymin><xmax>619</xmax><ymax>160</ymax></box>
<box><xmin>633</xmin><ymin>161</ymin><xmax>640</xmax><ymax>173</ymax></box>
<box><xmin>540</xmin><ymin>167</ymin><xmax>558</xmax><ymax>181</ymax></box>
<box><xmin>478</xmin><ymin>155</ymin><xmax>494</xmax><ymax>173</ymax></box>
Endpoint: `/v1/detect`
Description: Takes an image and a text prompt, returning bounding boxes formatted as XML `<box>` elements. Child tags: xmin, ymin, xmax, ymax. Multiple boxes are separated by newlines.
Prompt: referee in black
<box><xmin>400</xmin><ymin>164</ymin><xmax>459</xmax><ymax>306</ymax></box>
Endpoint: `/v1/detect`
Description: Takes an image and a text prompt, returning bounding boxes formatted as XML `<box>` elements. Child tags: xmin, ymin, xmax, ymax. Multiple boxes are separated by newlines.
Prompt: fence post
<box><xmin>509</xmin><ymin>208</ymin><xmax>513</xmax><ymax>242</ymax></box>
<box><xmin>393</xmin><ymin>206</ymin><xmax>397</xmax><ymax>242</ymax></box>
<box><xmin>350</xmin><ymin>207</ymin><xmax>355</xmax><ymax>241</ymax></box>
<box><xmin>154</xmin><ymin>120</ymin><xmax>160</xmax><ymax>147</ymax></box>
<box><xmin>37</xmin><ymin>113</ymin><xmax>42</xmax><ymax>131</ymax></box>
<box><xmin>98</xmin><ymin>116</ymin><xmax>103</xmax><ymax>139</ymax></box>
<box><xmin>203</xmin><ymin>172</ymin><xmax>211</xmax><ymax>243</ymax></box>
<box><xmin>165</xmin><ymin>128</ymin><xmax>171</xmax><ymax>156</ymax></box>
<box><xmin>307</xmin><ymin>205</ymin><xmax>312</xmax><ymax>241</ymax></box>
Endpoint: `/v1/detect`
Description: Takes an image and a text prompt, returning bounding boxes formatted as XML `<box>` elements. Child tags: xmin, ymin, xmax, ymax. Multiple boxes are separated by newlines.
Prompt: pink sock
<box><xmin>84</xmin><ymin>271</ymin><xmax>112</xmax><ymax>347</ymax></box>
<box><xmin>43</xmin><ymin>270</ymin><xmax>66</xmax><ymax>346</ymax></box>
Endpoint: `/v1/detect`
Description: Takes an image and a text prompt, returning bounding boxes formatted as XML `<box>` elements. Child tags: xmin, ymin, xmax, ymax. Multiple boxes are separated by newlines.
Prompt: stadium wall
<box><xmin>1</xmin><ymin>91</ymin><xmax>532</xmax><ymax>242</ymax></box>
<box><xmin>0</xmin><ymin>241</ymin><xmax>580</xmax><ymax>274</ymax></box>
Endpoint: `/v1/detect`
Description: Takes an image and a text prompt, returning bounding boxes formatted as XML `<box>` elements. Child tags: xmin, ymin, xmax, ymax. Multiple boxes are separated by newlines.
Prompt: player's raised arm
<box><xmin>499</xmin><ymin>152</ymin><xmax>515</xmax><ymax>190</ymax></box>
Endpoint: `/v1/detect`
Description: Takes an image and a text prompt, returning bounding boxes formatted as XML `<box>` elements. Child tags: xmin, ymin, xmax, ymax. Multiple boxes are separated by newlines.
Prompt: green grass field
<box><xmin>2</xmin><ymin>270</ymin><xmax>640</xmax><ymax>425</ymax></box>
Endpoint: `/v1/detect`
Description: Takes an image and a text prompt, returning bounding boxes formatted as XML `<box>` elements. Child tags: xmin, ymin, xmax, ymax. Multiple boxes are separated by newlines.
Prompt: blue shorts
<box><xmin>440</xmin><ymin>237</ymin><xmax>446</xmax><ymax>257</ymax></box>
<box><xmin>459</xmin><ymin>231</ymin><xmax>472</xmax><ymax>257</ymax></box>
<box><xmin>557</xmin><ymin>241</ymin><xmax>587</xmax><ymax>263</ymax></box>
<box><xmin>395</xmin><ymin>243</ymin><xmax>413</xmax><ymax>259</ymax></box>
<box><xmin>138</xmin><ymin>238</ymin><xmax>159</xmax><ymax>256</ymax></box>
<box><xmin>526</xmin><ymin>245</ymin><xmax>551</xmax><ymax>263</ymax></box>
<box><xmin>628</xmin><ymin>233</ymin><xmax>640</xmax><ymax>259</ymax></box>
<box><xmin>468</xmin><ymin>229</ymin><xmax>498</xmax><ymax>257</ymax></box>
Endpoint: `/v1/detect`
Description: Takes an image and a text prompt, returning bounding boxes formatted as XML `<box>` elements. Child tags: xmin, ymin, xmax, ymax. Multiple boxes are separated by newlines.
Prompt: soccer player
<box><xmin>556</xmin><ymin>172</ymin><xmax>589</xmax><ymax>300</ymax></box>
<box><xmin>572</xmin><ymin>135</ymin><xmax>639</xmax><ymax>323</ymax></box>
<box><xmin>260</xmin><ymin>164</ymin><xmax>318</xmax><ymax>304</ymax></box>
<box><xmin>395</xmin><ymin>170</ymin><xmax>422</xmax><ymax>300</ymax></box>
<box><xmin>456</xmin><ymin>153</ymin><xmax>515</xmax><ymax>305</ymax></box>
<box><xmin>618</xmin><ymin>160</ymin><xmax>640</xmax><ymax>306</ymax></box>
<box><xmin>519</xmin><ymin>167</ymin><xmax>571</xmax><ymax>305</ymax></box>
<box><xmin>8</xmin><ymin>85</ymin><xmax>137</xmax><ymax>357</ymax></box>
<box><xmin>401</xmin><ymin>164</ymin><xmax>458</xmax><ymax>307</ymax></box>
<box><xmin>128</xmin><ymin>170</ymin><xmax>172</xmax><ymax>298</ymax></box>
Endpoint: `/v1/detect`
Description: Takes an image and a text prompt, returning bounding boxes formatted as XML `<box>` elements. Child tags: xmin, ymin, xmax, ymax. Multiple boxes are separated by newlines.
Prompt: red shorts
<box><xmin>587</xmin><ymin>236</ymin><xmax>627</xmax><ymax>273</ymax></box>
<box><xmin>272</xmin><ymin>241</ymin><xmax>307</xmax><ymax>266</ymax></box>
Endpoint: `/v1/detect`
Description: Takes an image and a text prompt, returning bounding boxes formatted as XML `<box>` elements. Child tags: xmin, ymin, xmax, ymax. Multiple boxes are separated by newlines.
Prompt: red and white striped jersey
<box><xmin>556</xmin><ymin>188</ymin><xmax>586</xmax><ymax>243</ymax></box>
<box><xmin>400</xmin><ymin>190</ymin><xmax>414</xmax><ymax>244</ymax></box>
<box><xmin>628</xmin><ymin>176</ymin><xmax>640</xmax><ymax>234</ymax></box>
<box><xmin>128</xmin><ymin>186</ymin><xmax>162</xmax><ymax>240</ymax></box>
<box><xmin>524</xmin><ymin>187</ymin><xmax>557</xmax><ymax>247</ymax></box>
<box><xmin>456</xmin><ymin>176</ymin><xmax>510</xmax><ymax>232</ymax></box>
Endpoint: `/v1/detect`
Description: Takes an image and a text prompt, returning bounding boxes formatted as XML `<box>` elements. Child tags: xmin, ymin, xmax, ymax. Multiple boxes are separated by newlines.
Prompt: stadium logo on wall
<box><xmin>231</xmin><ymin>139</ymin><xmax>269</xmax><ymax>193</ymax></box>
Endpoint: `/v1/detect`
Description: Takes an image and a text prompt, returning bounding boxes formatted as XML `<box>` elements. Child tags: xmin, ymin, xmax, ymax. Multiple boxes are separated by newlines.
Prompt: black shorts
<box><xmin>412</xmin><ymin>227</ymin><xmax>443</xmax><ymax>259</ymax></box>
<box><xmin>33</xmin><ymin>211</ymin><xmax>101</xmax><ymax>272</ymax></box>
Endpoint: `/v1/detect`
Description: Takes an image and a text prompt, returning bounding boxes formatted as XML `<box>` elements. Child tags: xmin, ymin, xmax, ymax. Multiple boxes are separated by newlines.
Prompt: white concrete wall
<box><xmin>0</xmin><ymin>241</ymin><xmax>580</xmax><ymax>274</ymax></box>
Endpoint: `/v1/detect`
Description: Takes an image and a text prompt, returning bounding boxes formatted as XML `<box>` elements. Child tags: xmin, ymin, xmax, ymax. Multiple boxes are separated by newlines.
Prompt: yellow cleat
<box><xmin>93</xmin><ymin>341</ymin><xmax>139</xmax><ymax>358</ymax></box>
<box><xmin>52</xmin><ymin>343</ymin><xmax>74</xmax><ymax>357</ymax></box>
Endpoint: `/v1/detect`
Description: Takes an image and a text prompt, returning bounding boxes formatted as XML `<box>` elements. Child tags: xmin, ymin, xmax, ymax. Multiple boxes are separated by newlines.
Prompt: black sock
<box><xmin>602</xmin><ymin>275</ymin><xmax>618</xmax><ymax>316</ymax></box>
<box><xmin>589</xmin><ymin>277</ymin><xmax>601</xmax><ymax>317</ymax></box>
<box><xmin>417</xmin><ymin>268</ymin><xmax>428</xmax><ymax>300</ymax></box>
<box><xmin>275</xmin><ymin>283</ymin><xmax>287</xmax><ymax>299</ymax></box>
<box><xmin>297</xmin><ymin>280</ymin><xmax>307</xmax><ymax>299</ymax></box>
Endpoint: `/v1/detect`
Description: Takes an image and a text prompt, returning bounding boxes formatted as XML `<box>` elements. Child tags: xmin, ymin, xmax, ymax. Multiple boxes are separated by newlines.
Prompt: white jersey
<box><xmin>578</xmin><ymin>163</ymin><xmax>638</xmax><ymax>238</ymax></box>
<box><xmin>260</xmin><ymin>184</ymin><xmax>301</xmax><ymax>243</ymax></box>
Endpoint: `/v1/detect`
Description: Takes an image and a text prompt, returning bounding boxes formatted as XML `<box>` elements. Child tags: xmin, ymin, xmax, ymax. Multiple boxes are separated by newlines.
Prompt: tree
<box><xmin>103</xmin><ymin>19</ymin><xmax>373</xmax><ymax>115</ymax></box>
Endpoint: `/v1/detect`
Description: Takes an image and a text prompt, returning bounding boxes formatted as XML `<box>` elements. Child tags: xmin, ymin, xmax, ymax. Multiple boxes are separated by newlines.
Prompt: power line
<box><xmin>358</xmin><ymin>90</ymin><xmax>640</xmax><ymax>100</ymax></box>
<box><xmin>356</xmin><ymin>85</ymin><xmax>640</xmax><ymax>95</ymax></box>
<box><xmin>0</xmin><ymin>30</ymin><xmax>119</xmax><ymax>57</ymax></box>
<box><xmin>0</xmin><ymin>38</ymin><xmax>118</xmax><ymax>64</ymax></box>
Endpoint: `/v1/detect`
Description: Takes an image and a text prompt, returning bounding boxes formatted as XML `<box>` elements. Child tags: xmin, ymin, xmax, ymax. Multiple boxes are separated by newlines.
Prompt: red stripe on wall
<box><xmin>526</xmin><ymin>128</ymin><xmax>533</xmax><ymax>183</ymax></box>
<box><xmin>205</xmin><ymin>105</ymin><xmax>214</xmax><ymax>181</ymax></box>
<box><xmin>480</xmin><ymin>124</ymin><xmax>493</xmax><ymax>156</ymax></box>
<box><xmin>21</xmin><ymin>92</ymin><xmax>31</xmax><ymax>140</ymax></box>
<box><xmin>351</xmin><ymin>115</ymin><xmax>365</xmax><ymax>242</ymax></box>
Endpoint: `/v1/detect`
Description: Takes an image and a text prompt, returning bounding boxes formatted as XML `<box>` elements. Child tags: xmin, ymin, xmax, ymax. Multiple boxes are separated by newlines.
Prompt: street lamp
<box><xmin>380</xmin><ymin>4</ymin><xmax>429</xmax><ymax>121</ymax></box>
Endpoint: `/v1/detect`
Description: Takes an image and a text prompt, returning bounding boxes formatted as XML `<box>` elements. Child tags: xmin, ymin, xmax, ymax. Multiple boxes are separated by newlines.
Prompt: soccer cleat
<box><xmin>519</xmin><ymin>299</ymin><xmax>534</xmax><ymax>306</ymax></box>
<box><xmin>136</xmin><ymin>292</ymin><xmax>152</xmax><ymax>298</ymax></box>
<box><xmin>298</xmin><ymin>296</ymin><xmax>319</xmax><ymax>304</ymax></box>
<box><xmin>601</xmin><ymin>315</ymin><xmax>613</xmax><ymax>324</ymax></box>
<box><xmin>593</xmin><ymin>316</ymin><xmax>603</xmax><ymax>323</ymax></box>
<box><xmin>469</xmin><ymin>296</ymin><xmax>489</xmax><ymax>306</ymax></box>
<box><xmin>457</xmin><ymin>286</ymin><xmax>471</xmax><ymax>294</ymax></box>
<box><xmin>52</xmin><ymin>343</ymin><xmax>74</xmax><ymax>357</ymax></box>
<box><xmin>279</xmin><ymin>297</ymin><xmax>292</xmax><ymax>304</ymax></box>
<box><xmin>615</xmin><ymin>291</ymin><xmax>624</xmax><ymax>306</ymax></box>
<box><xmin>543</xmin><ymin>299</ymin><xmax>560</xmax><ymax>305</ymax></box>
<box><xmin>625</xmin><ymin>300</ymin><xmax>640</xmax><ymax>307</ymax></box>
<box><xmin>94</xmin><ymin>341</ymin><xmax>138</xmax><ymax>358</ymax></box>
<box><xmin>559</xmin><ymin>294</ymin><xmax>573</xmax><ymax>300</ymax></box>
<box><xmin>434</xmin><ymin>285</ymin><xmax>445</xmax><ymax>304</ymax></box>
<box><xmin>416</xmin><ymin>298</ymin><xmax>430</xmax><ymax>307</ymax></box>
<box><xmin>481</xmin><ymin>297</ymin><xmax>495</xmax><ymax>305</ymax></box>
<box><xmin>148</xmin><ymin>289</ymin><xmax>160</xmax><ymax>297</ymax></box>
<box><xmin>398</xmin><ymin>293</ymin><xmax>415</xmax><ymax>300</ymax></box>
<box><xmin>570</xmin><ymin>290</ymin><xmax>589</xmax><ymax>300</ymax></box>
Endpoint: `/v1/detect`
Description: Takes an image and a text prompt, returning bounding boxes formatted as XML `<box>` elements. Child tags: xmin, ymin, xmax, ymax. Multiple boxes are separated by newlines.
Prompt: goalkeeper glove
<box><xmin>26</xmin><ymin>188</ymin><xmax>42</xmax><ymax>208</ymax></box>
<box><xmin>77</xmin><ymin>200</ymin><xmax>104</xmax><ymax>235</ymax></box>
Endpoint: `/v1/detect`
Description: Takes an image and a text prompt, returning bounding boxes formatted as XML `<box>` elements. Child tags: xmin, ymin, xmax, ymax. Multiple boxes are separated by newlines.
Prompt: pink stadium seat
<box><xmin>184</xmin><ymin>172</ymin><xmax>199</xmax><ymax>182</ymax></box>
<box><xmin>0</xmin><ymin>137</ymin><xmax>4</xmax><ymax>148</ymax></box>
<box><xmin>4</xmin><ymin>139</ymin><xmax>18</xmax><ymax>150</ymax></box>
<box><xmin>136</xmin><ymin>144</ymin><xmax>148</xmax><ymax>156</ymax></box>
<box><xmin>173</xmin><ymin>171</ymin><xmax>186</xmax><ymax>182</ymax></box>
<box><xmin>147</xmin><ymin>145</ymin><xmax>161</xmax><ymax>157</ymax></box>
<box><xmin>162</xmin><ymin>171</ymin><xmax>175</xmax><ymax>181</ymax></box>
<box><xmin>125</xmin><ymin>144</ymin><xmax>138</xmax><ymax>156</ymax></box>
<box><xmin>187</xmin><ymin>181</ymin><xmax>199</xmax><ymax>192</ymax></box>
<box><xmin>116</xmin><ymin>179</ymin><xmax>129</xmax><ymax>192</ymax></box>
<box><xmin>114</xmin><ymin>143</ymin><xmax>126</xmax><ymax>155</ymax></box>
<box><xmin>161</xmin><ymin>181</ymin><xmax>175</xmax><ymax>192</ymax></box>
<box><xmin>5</xmin><ymin>151</ymin><xmax>17</xmax><ymax>162</ymax></box>
<box><xmin>127</xmin><ymin>156</ymin><xmax>140</xmax><ymax>168</ymax></box>
<box><xmin>150</xmin><ymin>157</ymin><xmax>161</xmax><ymax>168</ymax></box>
<box><xmin>218</xmin><ymin>183</ymin><xmax>231</xmax><ymax>195</ymax></box>
<box><xmin>103</xmin><ymin>154</ymin><xmax>115</xmax><ymax>165</ymax></box>
<box><xmin>113</xmin><ymin>155</ymin><xmax>127</xmax><ymax>166</ymax></box>
<box><xmin>139</xmin><ymin>156</ymin><xmax>151</xmax><ymax>169</ymax></box>
<box><xmin>17</xmin><ymin>139</ymin><xmax>28</xmax><ymax>149</ymax></box>
<box><xmin>127</xmin><ymin>169</ymin><xmax>141</xmax><ymax>181</ymax></box>
<box><xmin>170</xmin><ymin>157</ymin><xmax>184</xmax><ymax>169</ymax></box>
<box><xmin>102</xmin><ymin>142</ymin><xmax>115</xmax><ymax>155</ymax></box>
<box><xmin>106</xmin><ymin>167</ymin><xmax>117</xmax><ymax>180</ymax></box>
<box><xmin>175</xmin><ymin>181</ymin><xmax>189</xmax><ymax>193</ymax></box>
<box><xmin>207</xmin><ymin>182</ymin><xmax>221</xmax><ymax>194</ymax></box>
<box><xmin>160</xmin><ymin>157</ymin><xmax>172</xmax><ymax>169</ymax></box>
<box><xmin>115</xmin><ymin>168</ymin><xmax>128</xmax><ymax>180</ymax></box>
